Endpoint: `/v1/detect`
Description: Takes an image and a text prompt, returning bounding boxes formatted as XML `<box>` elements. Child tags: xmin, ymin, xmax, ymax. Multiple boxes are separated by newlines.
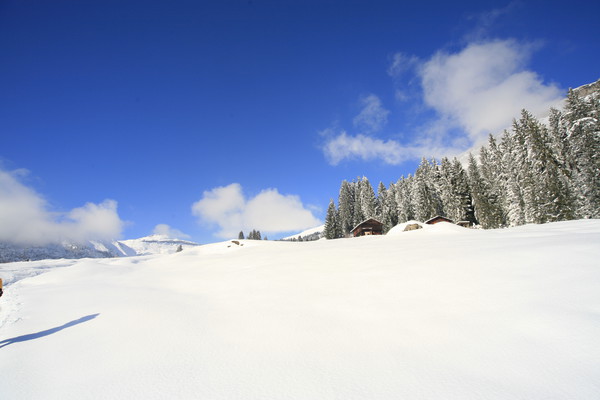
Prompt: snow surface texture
<box><xmin>0</xmin><ymin>220</ymin><xmax>599</xmax><ymax>399</ymax></box>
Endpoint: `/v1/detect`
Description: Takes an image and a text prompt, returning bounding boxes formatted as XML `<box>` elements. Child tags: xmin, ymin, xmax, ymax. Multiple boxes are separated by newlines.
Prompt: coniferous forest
<box><xmin>324</xmin><ymin>81</ymin><xmax>600</xmax><ymax>239</ymax></box>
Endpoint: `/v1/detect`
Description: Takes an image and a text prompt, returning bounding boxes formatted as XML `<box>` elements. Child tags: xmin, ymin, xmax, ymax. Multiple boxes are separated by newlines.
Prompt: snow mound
<box><xmin>386</xmin><ymin>220</ymin><xmax>427</xmax><ymax>235</ymax></box>
<box><xmin>426</xmin><ymin>221</ymin><xmax>471</xmax><ymax>233</ymax></box>
<box><xmin>387</xmin><ymin>221</ymin><xmax>471</xmax><ymax>236</ymax></box>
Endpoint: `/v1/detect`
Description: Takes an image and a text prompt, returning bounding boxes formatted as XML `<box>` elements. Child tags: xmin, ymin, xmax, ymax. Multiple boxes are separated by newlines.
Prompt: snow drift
<box><xmin>0</xmin><ymin>220</ymin><xmax>599</xmax><ymax>399</ymax></box>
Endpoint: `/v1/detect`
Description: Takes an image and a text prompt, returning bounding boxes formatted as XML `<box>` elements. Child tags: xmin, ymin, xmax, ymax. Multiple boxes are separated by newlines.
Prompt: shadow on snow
<box><xmin>0</xmin><ymin>314</ymin><xmax>99</xmax><ymax>349</ymax></box>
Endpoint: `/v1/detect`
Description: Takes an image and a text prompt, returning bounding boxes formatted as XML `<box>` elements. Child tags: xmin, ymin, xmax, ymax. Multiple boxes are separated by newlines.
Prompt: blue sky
<box><xmin>1</xmin><ymin>0</ymin><xmax>598</xmax><ymax>244</ymax></box>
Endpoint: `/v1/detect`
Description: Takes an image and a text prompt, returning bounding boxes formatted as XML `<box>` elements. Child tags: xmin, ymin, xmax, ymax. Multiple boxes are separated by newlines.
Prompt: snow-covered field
<box><xmin>1</xmin><ymin>220</ymin><xmax>599</xmax><ymax>399</ymax></box>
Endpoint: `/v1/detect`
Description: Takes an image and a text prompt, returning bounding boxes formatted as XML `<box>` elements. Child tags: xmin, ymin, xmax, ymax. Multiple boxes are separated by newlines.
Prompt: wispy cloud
<box><xmin>464</xmin><ymin>2</ymin><xmax>521</xmax><ymax>42</ymax></box>
<box><xmin>387</xmin><ymin>52</ymin><xmax>420</xmax><ymax>79</ymax></box>
<box><xmin>0</xmin><ymin>168</ymin><xmax>124</xmax><ymax>245</ymax></box>
<box><xmin>322</xmin><ymin>131</ymin><xmax>409</xmax><ymax>165</ymax></box>
<box><xmin>352</xmin><ymin>94</ymin><xmax>390</xmax><ymax>133</ymax></box>
<box><xmin>191</xmin><ymin>183</ymin><xmax>321</xmax><ymax>239</ymax></box>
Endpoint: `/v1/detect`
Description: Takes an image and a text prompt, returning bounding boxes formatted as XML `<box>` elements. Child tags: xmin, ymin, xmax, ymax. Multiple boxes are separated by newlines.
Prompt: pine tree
<box><xmin>352</xmin><ymin>179</ymin><xmax>365</xmax><ymax>227</ymax></box>
<box><xmin>564</xmin><ymin>88</ymin><xmax>600</xmax><ymax>218</ymax></box>
<box><xmin>479</xmin><ymin>136</ymin><xmax>506</xmax><ymax>227</ymax></box>
<box><xmin>501</xmin><ymin>129</ymin><xmax>525</xmax><ymax>226</ymax></box>
<box><xmin>324</xmin><ymin>199</ymin><xmax>341</xmax><ymax>239</ymax></box>
<box><xmin>238</xmin><ymin>231</ymin><xmax>245</xmax><ymax>240</ymax></box>
<box><xmin>395</xmin><ymin>176</ymin><xmax>414</xmax><ymax>223</ymax></box>
<box><xmin>412</xmin><ymin>158</ymin><xmax>443</xmax><ymax>221</ymax></box>
<box><xmin>376</xmin><ymin>181</ymin><xmax>386</xmax><ymax>220</ymax></box>
<box><xmin>451</xmin><ymin>157</ymin><xmax>476</xmax><ymax>223</ymax></box>
<box><xmin>380</xmin><ymin>182</ymin><xmax>398</xmax><ymax>232</ymax></box>
<box><xmin>359</xmin><ymin>177</ymin><xmax>377</xmax><ymax>220</ymax></box>
<box><xmin>439</xmin><ymin>157</ymin><xmax>461</xmax><ymax>221</ymax></box>
<box><xmin>467</xmin><ymin>153</ymin><xmax>489</xmax><ymax>227</ymax></box>
<box><xmin>337</xmin><ymin>180</ymin><xmax>355</xmax><ymax>236</ymax></box>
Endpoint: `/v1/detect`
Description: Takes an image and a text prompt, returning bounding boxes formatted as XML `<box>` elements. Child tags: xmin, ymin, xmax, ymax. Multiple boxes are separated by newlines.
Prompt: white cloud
<box><xmin>419</xmin><ymin>39</ymin><xmax>563</xmax><ymax>141</ymax></box>
<box><xmin>322</xmin><ymin>130</ymin><xmax>466</xmax><ymax>166</ymax></box>
<box><xmin>152</xmin><ymin>224</ymin><xmax>191</xmax><ymax>239</ymax></box>
<box><xmin>0</xmin><ymin>169</ymin><xmax>124</xmax><ymax>245</ymax></box>
<box><xmin>322</xmin><ymin>39</ymin><xmax>564</xmax><ymax>166</ymax></box>
<box><xmin>352</xmin><ymin>94</ymin><xmax>390</xmax><ymax>133</ymax></box>
<box><xmin>65</xmin><ymin>200</ymin><xmax>123</xmax><ymax>242</ymax></box>
<box><xmin>191</xmin><ymin>183</ymin><xmax>321</xmax><ymax>239</ymax></box>
<box><xmin>323</xmin><ymin>131</ymin><xmax>409</xmax><ymax>165</ymax></box>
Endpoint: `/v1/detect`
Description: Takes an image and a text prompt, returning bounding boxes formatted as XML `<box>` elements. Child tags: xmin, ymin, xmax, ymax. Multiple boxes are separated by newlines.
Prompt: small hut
<box><xmin>351</xmin><ymin>218</ymin><xmax>384</xmax><ymax>237</ymax></box>
<box><xmin>424</xmin><ymin>216</ymin><xmax>454</xmax><ymax>225</ymax></box>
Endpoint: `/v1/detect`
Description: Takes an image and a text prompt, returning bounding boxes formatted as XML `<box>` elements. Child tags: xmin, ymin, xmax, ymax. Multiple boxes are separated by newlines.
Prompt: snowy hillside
<box><xmin>282</xmin><ymin>224</ymin><xmax>324</xmax><ymax>240</ymax></box>
<box><xmin>1</xmin><ymin>220</ymin><xmax>599</xmax><ymax>399</ymax></box>
<box><xmin>120</xmin><ymin>234</ymin><xmax>200</xmax><ymax>255</ymax></box>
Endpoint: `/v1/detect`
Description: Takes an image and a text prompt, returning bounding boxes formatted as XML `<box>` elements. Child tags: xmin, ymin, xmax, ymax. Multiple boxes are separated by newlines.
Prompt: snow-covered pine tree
<box><xmin>376</xmin><ymin>181</ymin><xmax>386</xmax><ymax>220</ymax></box>
<box><xmin>564</xmin><ymin>88</ymin><xmax>600</xmax><ymax>218</ymax></box>
<box><xmin>351</xmin><ymin>179</ymin><xmax>365</xmax><ymax>227</ymax></box>
<box><xmin>478</xmin><ymin>135</ymin><xmax>506</xmax><ymax>227</ymax></box>
<box><xmin>452</xmin><ymin>157</ymin><xmax>476</xmax><ymax>223</ymax></box>
<box><xmin>324</xmin><ymin>199</ymin><xmax>341</xmax><ymax>239</ymax></box>
<box><xmin>380</xmin><ymin>182</ymin><xmax>398</xmax><ymax>232</ymax></box>
<box><xmin>412</xmin><ymin>158</ymin><xmax>444</xmax><ymax>221</ymax></box>
<box><xmin>513</xmin><ymin>110</ymin><xmax>545</xmax><ymax>224</ymax></box>
<box><xmin>467</xmin><ymin>153</ymin><xmax>491</xmax><ymax>227</ymax></box>
<box><xmin>359</xmin><ymin>177</ymin><xmax>377</xmax><ymax>221</ymax></box>
<box><xmin>547</xmin><ymin>107</ymin><xmax>577</xmax><ymax>221</ymax></box>
<box><xmin>439</xmin><ymin>157</ymin><xmax>462</xmax><ymax>221</ymax></box>
<box><xmin>337</xmin><ymin>180</ymin><xmax>355</xmax><ymax>236</ymax></box>
<box><xmin>395</xmin><ymin>176</ymin><xmax>414</xmax><ymax>223</ymax></box>
<box><xmin>500</xmin><ymin>129</ymin><xmax>525</xmax><ymax>226</ymax></box>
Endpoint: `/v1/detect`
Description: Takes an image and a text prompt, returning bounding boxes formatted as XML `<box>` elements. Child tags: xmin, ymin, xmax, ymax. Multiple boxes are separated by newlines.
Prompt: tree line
<box><xmin>238</xmin><ymin>230</ymin><xmax>267</xmax><ymax>240</ymax></box>
<box><xmin>324</xmin><ymin>84</ymin><xmax>600</xmax><ymax>239</ymax></box>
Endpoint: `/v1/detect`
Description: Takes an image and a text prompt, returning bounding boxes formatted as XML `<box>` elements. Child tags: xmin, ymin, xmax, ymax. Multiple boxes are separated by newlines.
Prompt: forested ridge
<box><xmin>324</xmin><ymin>80</ymin><xmax>600</xmax><ymax>239</ymax></box>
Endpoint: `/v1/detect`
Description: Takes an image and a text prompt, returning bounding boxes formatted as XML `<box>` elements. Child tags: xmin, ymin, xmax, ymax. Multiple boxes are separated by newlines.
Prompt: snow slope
<box><xmin>1</xmin><ymin>220</ymin><xmax>599</xmax><ymax>399</ymax></box>
<box><xmin>282</xmin><ymin>224</ymin><xmax>324</xmax><ymax>240</ymax></box>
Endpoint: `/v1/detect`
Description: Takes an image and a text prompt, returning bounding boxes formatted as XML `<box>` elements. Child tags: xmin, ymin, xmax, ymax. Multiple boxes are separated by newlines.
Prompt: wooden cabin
<box><xmin>351</xmin><ymin>218</ymin><xmax>384</xmax><ymax>237</ymax></box>
<box><xmin>424</xmin><ymin>216</ymin><xmax>454</xmax><ymax>225</ymax></box>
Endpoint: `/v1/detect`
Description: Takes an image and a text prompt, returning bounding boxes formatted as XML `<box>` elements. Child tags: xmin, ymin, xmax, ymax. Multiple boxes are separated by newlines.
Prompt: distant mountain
<box><xmin>0</xmin><ymin>234</ymin><xmax>201</xmax><ymax>263</ymax></box>
<box><xmin>120</xmin><ymin>234</ymin><xmax>201</xmax><ymax>256</ymax></box>
<box><xmin>0</xmin><ymin>239</ymin><xmax>136</xmax><ymax>263</ymax></box>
